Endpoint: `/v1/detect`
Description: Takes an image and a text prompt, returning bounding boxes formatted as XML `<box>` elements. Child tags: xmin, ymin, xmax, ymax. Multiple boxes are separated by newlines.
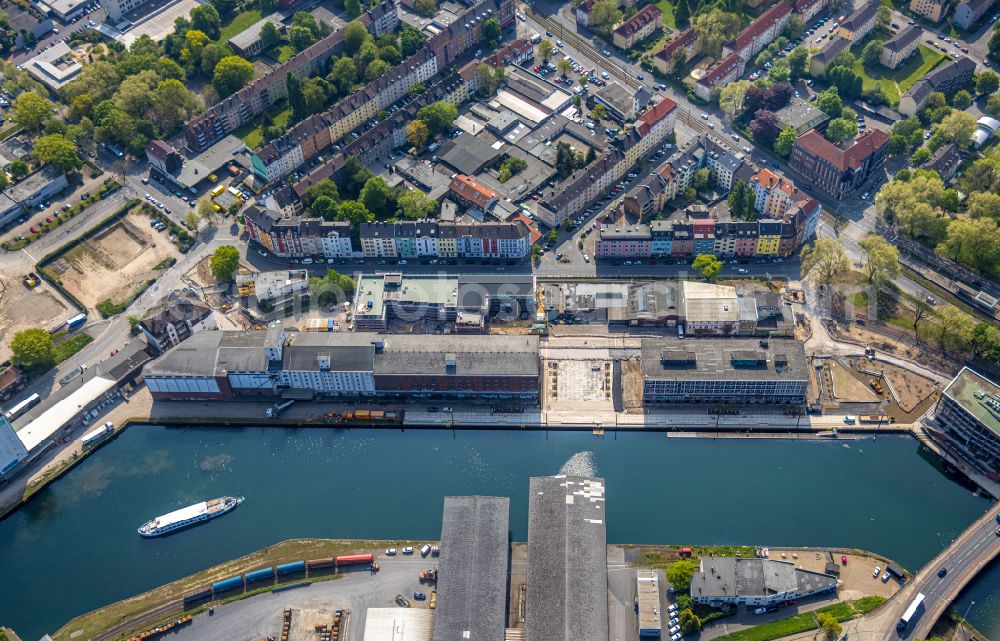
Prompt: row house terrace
<box><xmin>184</xmin><ymin>1</ymin><xmax>397</xmax><ymax>150</ymax></box>
<box><xmin>252</xmin><ymin>47</ymin><xmax>439</xmax><ymax>183</ymax></box>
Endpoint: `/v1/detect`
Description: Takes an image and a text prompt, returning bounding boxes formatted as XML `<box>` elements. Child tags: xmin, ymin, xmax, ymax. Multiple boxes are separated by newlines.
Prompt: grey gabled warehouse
<box><xmin>526</xmin><ymin>476</ymin><xmax>608</xmax><ymax>641</ymax></box>
<box><xmin>431</xmin><ymin>496</ymin><xmax>511</xmax><ymax>641</ymax></box>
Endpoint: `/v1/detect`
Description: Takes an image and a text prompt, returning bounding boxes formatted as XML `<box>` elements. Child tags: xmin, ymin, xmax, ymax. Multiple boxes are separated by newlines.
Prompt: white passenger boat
<box><xmin>137</xmin><ymin>496</ymin><xmax>243</xmax><ymax>537</ymax></box>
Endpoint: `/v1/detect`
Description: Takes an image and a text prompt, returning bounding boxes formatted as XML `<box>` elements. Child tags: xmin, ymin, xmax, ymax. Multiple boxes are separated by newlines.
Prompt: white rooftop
<box><xmin>363</xmin><ymin>608</ymin><xmax>434</xmax><ymax>641</ymax></box>
<box><xmin>25</xmin><ymin>42</ymin><xmax>82</xmax><ymax>90</ymax></box>
<box><xmin>17</xmin><ymin>376</ymin><xmax>116</xmax><ymax>451</ymax></box>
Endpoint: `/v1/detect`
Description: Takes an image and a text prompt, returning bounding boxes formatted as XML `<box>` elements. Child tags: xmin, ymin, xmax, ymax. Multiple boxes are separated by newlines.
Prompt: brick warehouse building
<box><xmin>788</xmin><ymin>129</ymin><xmax>889</xmax><ymax>200</ymax></box>
<box><xmin>144</xmin><ymin>327</ymin><xmax>540</xmax><ymax>401</ymax></box>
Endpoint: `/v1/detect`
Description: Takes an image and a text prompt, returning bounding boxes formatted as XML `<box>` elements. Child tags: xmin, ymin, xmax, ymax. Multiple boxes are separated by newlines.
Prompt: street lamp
<box><xmin>961</xmin><ymin>600</ymin><xmax>975</xmax><ymax>626</ymax></box>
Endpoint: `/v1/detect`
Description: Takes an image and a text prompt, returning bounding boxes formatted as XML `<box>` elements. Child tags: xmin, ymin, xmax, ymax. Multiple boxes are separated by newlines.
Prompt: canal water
<box><xmin>0</xmin><ymin>427</ymin><xmax>997</xmax><ymax>641</ymax></box>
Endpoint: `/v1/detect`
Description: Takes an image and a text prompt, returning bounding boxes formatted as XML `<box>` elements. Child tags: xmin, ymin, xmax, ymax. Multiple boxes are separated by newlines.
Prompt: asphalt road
<box><xmin>882</xmin><ymin>510</ymin><xmax>1000</xmax><ymax>641</ymax></box>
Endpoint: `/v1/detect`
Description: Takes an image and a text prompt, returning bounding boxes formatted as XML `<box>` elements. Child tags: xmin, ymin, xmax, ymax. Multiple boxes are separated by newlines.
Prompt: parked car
<box><xmin>872</xmin><ymin>566</ymin><xmax>881</xmax><ymax>577</ymax></box>
<box><xmin>669</xmin><ymin>626</ymin><xmax>681</xmax><ymax>635</ymax></box>
<box><xmin>385</xmin><ymin>548</ymin><xmax>397</xmax><ymax>556</ymax></box>
<box><xmin>395</xmin><ymin>594</ymin><xmax>410</xmax><ymax>607</ymax></box>
<box><xmin>413</xmin><ymin>592</ymin><xmax>426</xmax><ymax>600</ymax></box>
<box><xmin>754</xmin><ymin>607</ymin><xmax>768</xmax><ymax>615</ymax></box>
<box><xmin>402</xmin><ymin>546</ymin><xmax>414</xmax><ymax>554</ymax></box>
<box><xmin>881</xmin><ymin>571</ymin><xmax>891</xmax><ymax>583</ymax></box>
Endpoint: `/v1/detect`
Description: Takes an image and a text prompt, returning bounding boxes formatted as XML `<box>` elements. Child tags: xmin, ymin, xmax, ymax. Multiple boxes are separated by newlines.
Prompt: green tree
<box><xmin>366</xmin><ymin>58</ymin><xmax>391</xmax><ymax>81</ymax></box>
<box><xmin>767</xmin><ymin>59</ymin><xmax>790</xmax><ymax>83</ymax></box>
<box><xmin>718</xmin><ymin>80</ymin><xmax>751</xmax><ymax>118</ymax></box>
<box><xmin>693</xmin><ymin>167</ymin><xmax>711</xmax><ymax>191</ymax></box>
<box><xmin>951</xmin><ymin>89</ymin><xmax>973</xmax><ymax>109</ymax></box>
<box><xmin>788</xmin><ymin>46</ymin><xmax>808</xmax><ymax>78</ymax></box>
<box><xmin>538</xmin><ymin>39</ymin><xmax>555</xmax><ymax>62</ymax></box>
<box><xmin>287</xmin><ymin>74</ymin><xmax>307</xmax><ymax>121</ymax></box>
<box><xmin>826</xmin><ymin>118</ymin><xmax>858</xmax><ymax>143</ymax></box>
<box><xmin>260</xmin><ymin>21</ymin><xmax>282</xmax><ymax>50</ymax></box>
<box><xmin>936</xmin><ymin>216</ymin><xmax>1000</xmax><ymax>275</ymax></box>
<box><xmin>692</xmin><ymin>254</ymin><xmax>723</xmax><ymax>281</ymax></box>
<box><xmin>34</xmin><ymin>134</ymin><xmax>82</xmax><ymax>172</ymax></box>
<box><xmin>8</xmin><ymin>160</ymin><xmax>29</xmax><ymax>180</ymax></box>
<box><xmin>212</xmin><ymin>55</ymin><xmax>255</xmax><ymax>97</ymax></box>
<box><xmin>498</xmin><ymin>156</ymin><xmax>528</xmax><ymax>182</ymax></box>
<box><xmin>413</xmin><ymin>0</ymin><xmax>436</xmax><ymax>16</ymax></box>
<box><xmin>726</xmin><ymin>179</ymin><xmax>755</xmax><ymax>220</ymax></box>
<box><xmin>693</xmin><ymin>9</ymin><xmax>741</xmax><ymax>57</ymax></box>
<box><xmin>483</xmin><ymin>17</ymin><xmax>501</xmax><ymax>48</ymax></box>
<box><xmin>335</xmin><ymin>199</ymin><xmax>375</xmax><ymax>226</ymax></box>
<box><xmin>940</xmin><ymin>188</ymin><xmax>960</xmax><ymax>213</ymax></box>
<box><xmin>309</xmin><ymin>268</ymin><xmax>356</xmax><ymax>305</ymax></box>
<box><xmin>800</xmin><ymin>238</ymin><xmax>850</xmax><ymax>284</ymax></box>
<box><xmin>665</xmin><ymin>559</ymin><xmax>698</xmax><ymax>592</ymax></box>
<box><xmin>343</xmin><ymin>21</ymin><xmax>370</xmax><ymax>55</ymax></box>
<box><xmin>210</xmin><ymin>245</ymin><xmax>241</xmax><ymax>282</ymax></box>
<box><xmin>400</xmin><ymin>25</ymin><xmax>425</xmax><ymax>57</ymax></box>
<box><xmin>289</xmin><ymin>24</ymin><xmax>318</xmax><ymax>52</ymax></box>
<box><xmin>10</xmin><ymin>327</ymin><xmax>56</xmax><ymax>374</ymax></box>
<box><xmin>12</xmin><ymin>91</ymin><xmax>54</xmax><ymax>131</ymax></box>
<box><xmin>861</xmin><ymin>40</ymin><xmax>881</xmax><ymax>67</ymax></box>
<box><xmin>818</xmin><ymin>612</ymin><xmax>842</xmax><ymax>640</ymax></box>
<box><xmin>190</xmin><ymin>3</ymin><xmax>221</xmax><ymax>39</ymax></box>
<box><xmin>184</xmin><ymin>211</ymin><xmax>201</xmax><ymax>230</ymax></box>
<box><xmin>678</xmin><ymin>609</ymin><xmax>702</xmax><ymax>635</ymax></box>
<box><xmin>557</xmin><ymin>57</ymin><xmax>573</xmax><ymax>77</ymax></box>
<box><xmin>590</xmin><ymin>0</ymin><xmax>623</xmax><ymax>37</ymax></box>
<box><xmin>909</xmin><ymin>146</ymin><xmax>931</xmax><ymax>166</ymax></box>
<box><xmin>931</xmin><ymin>306</ymin><xmax>975</xmax><ymax>352</ymax></box>
<box><xmin>774</xmin><ymin>127</ymin><xmax>796</xmax><ymax>158</ymax></box>
<box><xmin>931</xmin><ymin>110</ymin><xmax>978</xmax><ymax>148</ymax></box>
<box><xmin>406</xmin><ymin>119</ymin><xmax>430</xmax><ymax>148</ymax></box>
<box><xmin>966</xmin><ymin>191</ymin><xmax>1000</xmax><ymax>220</ymax></box>
<box><xmin>859</xmin><ymin>234</ymin><xmax>900</xmax><ymax>290</ymax></box>
<box><xmin>330</xmin><ymin>56</ymin><xmax>358</xmax><ymax>93</ymax></box>
<box><xmin>302</xmin><ymin>78</ymin><xmax>327</xmax><ymax>113</ymax></box>
<box><xmin>304</xmin><ymin>178</ymin><xmax>340</xmax><ymax>209</ymax></box>
<box><xmin>416</xmin><ymin>100</ymin><xmax>458</xmax><ymax>134</ymax></box>
<box><xmin>396</xmin><ymin>189</ymin><xmax>439</xmax><ymax>219</ymax></box>
<box><xmin>674</xmin><ymin>0</ymin><xmax>691</xmax><ymax>26</ymax></box>
<box><xmin>359</xmin><ymin>176</ymin><xmax>391</xmax><ymax>217</ymax></box>
<box><xmin>591</xmin><ymin>103</ymin><xmax>607</xmax><ymax>121</ymax></box>
<box><xmin>977</xmin><ymin>71</ymin><xmax>1000</xmax><ymax>95</ymax></box>
<box><xmin>211</xmin><ymin>0</ymin><xmax>237</xmax><ymax>15</ymax></box>
<box><xmin>345</xmin><ymin>0</ymin><xmax>362</xmax><ymax>19</ymax></box>
<box><xmin>815</xmin><ymin>87</ymin><xmax>842</xmax><ymax>118</ymax></box>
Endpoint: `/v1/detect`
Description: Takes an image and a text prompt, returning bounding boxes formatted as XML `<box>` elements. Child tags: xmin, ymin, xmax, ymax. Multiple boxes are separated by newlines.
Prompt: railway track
<box><xmin>92</xmin><ymin>600</ymin><xmax>184</xmax><ymax>641</ymax></box>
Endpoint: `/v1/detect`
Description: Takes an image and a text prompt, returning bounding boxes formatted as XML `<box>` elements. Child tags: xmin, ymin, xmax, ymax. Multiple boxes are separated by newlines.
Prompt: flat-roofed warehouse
<box><xmin>364</xmin><ymin>608</ymin><xmax>435</xmax><ymax>641</ymax></box>
<box><xmin>636</xmin><ymin>571</ymin><xmax>661</xmax><ymax>637</ymax></box>
<box><xmin>641</xmin><ymin>338</ymin><xmax>808</xmax><ymax>405</ymax></box>
<box><xmin>431</xmin><ymin>496</ymin><xmax>510</xmax><ymax>641</ymax></box>
<box><xmin>526</xmin><ymin>476</ymin><xmax>608</xmax><ymax>641</ymax></box>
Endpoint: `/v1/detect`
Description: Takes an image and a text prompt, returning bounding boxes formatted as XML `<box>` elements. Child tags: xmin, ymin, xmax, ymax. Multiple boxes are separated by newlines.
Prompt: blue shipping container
<box><xmin>245</xmin><ymin>568</ymin><xmax>274</xmax><ymax>583</ymax></box>
<box><xmin>212</xmin><ymin>576</ymin><xmax>243</xmax><ymax>592</ymax></box>
<box><xmin>276</xmin><ymin>561</ymin><xmax>306</xmax><ymax>575</ymax></box>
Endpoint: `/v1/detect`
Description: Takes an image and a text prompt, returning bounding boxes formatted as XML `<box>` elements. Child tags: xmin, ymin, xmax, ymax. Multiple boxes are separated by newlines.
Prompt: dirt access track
<box><xmin>47</xmin><ymin>211</ymin><xmax>181</xmax><ymax>309</ymax></box>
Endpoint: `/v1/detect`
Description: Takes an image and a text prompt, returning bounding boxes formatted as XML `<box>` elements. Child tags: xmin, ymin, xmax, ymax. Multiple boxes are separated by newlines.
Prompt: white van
<box><xmin>843</xmin><ymin>415</ymin><xmax>857</xmax><ymax>424</ymax></box>
<box><xmin>421</xmin><ymin>544</ymin><xmax>431</xmax><ymax>556</ymax></box>
<box><xmin>530</xmin><ymin>33</ymin><xmax>541</xmax><ymax>44</ymax></box>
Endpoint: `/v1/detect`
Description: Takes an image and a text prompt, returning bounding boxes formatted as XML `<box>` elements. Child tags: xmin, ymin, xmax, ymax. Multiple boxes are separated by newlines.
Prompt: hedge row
<box><xmin>1</xmin><ymin>181</ymin><xmax>123</xmax><ymax>252</ymax></box>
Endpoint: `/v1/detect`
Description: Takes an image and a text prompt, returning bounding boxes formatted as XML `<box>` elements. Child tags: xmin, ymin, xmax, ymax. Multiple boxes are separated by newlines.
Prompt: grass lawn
<box><xmin>655</xmin><ymin>0</ymin><xmax>676</xmax><ymax>30</ymax></box>
<box><xmin>220</xmin><ymin>8</ymin><xmax>263</xmax><ymax>42</ymax></box>
<box><xmin>713</xmin><ymin>597</ymin><xmax>887</xmax><ymax>641</ymax></box>
<box><xmin>233</xmin><ymin>102</ymin><xmax>292</xmax><ymax>148</ymax></box>
<box><xmin>271</xmin><ymin>43</ymin><xmax>295</xmax><ymax>63</ymax></box>
<box><xmin>55</xmin><ymin>333</ymin><xmax>93</xmax><ymax>363</ymax></box>
<box><xmin>852</xmin><ymin>45</ymin><xmax>947</xmax><ymax>106</ymax></box>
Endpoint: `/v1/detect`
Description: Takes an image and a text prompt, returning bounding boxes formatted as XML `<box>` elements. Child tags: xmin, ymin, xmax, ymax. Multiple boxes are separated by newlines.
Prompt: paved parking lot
<box><xmin>167</xmin><ymin>553</ymin><xmax>437</xmax><ymax>641</ymax></box>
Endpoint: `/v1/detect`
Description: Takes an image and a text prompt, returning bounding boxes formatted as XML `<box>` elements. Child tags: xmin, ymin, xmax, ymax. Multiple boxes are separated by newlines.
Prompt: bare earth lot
<box><xmin>48</xmin><ymin>213</ymin><xmax>181</xmax><ymax>309</ymax></box>
<box><xmin>0</xmin><ymin>278</ymin><xmax>71</xmax><ymax>362</ymax></box>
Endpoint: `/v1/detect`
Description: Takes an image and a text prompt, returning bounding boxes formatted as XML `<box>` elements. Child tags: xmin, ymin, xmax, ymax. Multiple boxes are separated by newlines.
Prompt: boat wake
<box><xmin>558</xmin><ymin>451</ymin><xmax>597</xmax><ymax>477</ymax></box>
